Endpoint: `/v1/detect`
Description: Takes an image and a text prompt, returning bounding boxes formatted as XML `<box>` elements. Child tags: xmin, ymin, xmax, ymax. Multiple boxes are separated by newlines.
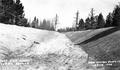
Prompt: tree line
<box><xmin>58</xmin><ymin>4</ymin><xmax>120</xmax><ymax>32</ymax></box>
<box><xmin>0</xmin><ymin>0</ymin><xmax>58</xmax><ymax>31</ymax></box>
<box><xmin>30</xmin><ymin>16</ymin><xmax>58</xmax><ymax>31</ymax></box>
<box><xmin>0</xmin><ymin>0</ymin><xmax>120</xmax><ymax>32</ymax></box>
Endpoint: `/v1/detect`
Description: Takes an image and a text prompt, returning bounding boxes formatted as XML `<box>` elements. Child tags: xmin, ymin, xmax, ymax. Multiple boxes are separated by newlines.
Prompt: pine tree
<box><xmin>75</xmin><ymin>11</ymin><xmax>79</xmax><ymax>30</ymax></box>
<box><xmin>54</xmin><ymin>14</ymin><xmax>58</xmax><ymax>30</ymax></box>
<box><xmin>78</xmin><ymin>18</ymin><xmax>84</xmax><ymax>30</ymax></box>
<box><xmin>0</xmin><ymin>0</ymin><xmax>15</xmax><ymax>24</ymax></box>
<box><xmin>31</xmin><ymin>17</ymin><xmax>39</xmax><ymax>28</ymax></box>
<box><xmin>14</xmin><ymin>0</ymin><xmax>24</xmax><ymax>25</ymax></box>
<box><xmin>112</xmin><ymin>4</ymin><xmax>120</xmax><ymax>26</ymax></box>
<box><xmin>85</xmin><ymin>17</ymin><xmax>91</xmax><ymax>29</ymax></box>
<box><xmin>89</xmin><ymin>8</ymin><xmax>95</xmax><ymax>20</ymax></box>
<box><xmin>0</xmin><ymin>0</ymin><xmax>26</xmax><ymax>26</ymax></box>
<box><xmin>97</xmin><ymin>13</ymin><xmax>105</xmax><ymax>28</ymax></box>
<box><xmin>89</xmin><ymin>8</ymin><xmax>97</xmax><ymax>29</ymax></box>
<box><xmin>105</xmin><ymin>13</ymin><xmax>113</xmax><ymax>27</ymax></box>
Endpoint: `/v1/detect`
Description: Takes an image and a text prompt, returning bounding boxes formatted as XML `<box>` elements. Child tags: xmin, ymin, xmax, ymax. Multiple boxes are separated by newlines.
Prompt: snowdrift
<box><xmin>0</xmin><ymin>23</ymin><xmax>92</xmax><ymax>70</ymax></box>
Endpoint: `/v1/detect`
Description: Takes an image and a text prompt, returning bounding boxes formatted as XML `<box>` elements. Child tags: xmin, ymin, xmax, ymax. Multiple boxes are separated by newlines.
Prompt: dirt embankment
<box><xmin>65</xmin><ymin>27</ymin><xmax>120</xmax><ymax>70</ymax></box>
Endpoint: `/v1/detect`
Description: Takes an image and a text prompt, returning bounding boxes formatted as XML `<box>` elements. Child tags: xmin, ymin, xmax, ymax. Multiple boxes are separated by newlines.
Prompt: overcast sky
<box><xmin>21</xmin><ymin>0</ymin><xmax>120</xmax><ymax>28</ymax></box>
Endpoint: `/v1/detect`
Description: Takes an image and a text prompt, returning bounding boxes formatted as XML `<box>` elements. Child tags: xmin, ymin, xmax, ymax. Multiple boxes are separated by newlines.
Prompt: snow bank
<box><xmin>0</xmin><ymin>23</ymin><xmax>95</xmax><ymax>70</ymax></box>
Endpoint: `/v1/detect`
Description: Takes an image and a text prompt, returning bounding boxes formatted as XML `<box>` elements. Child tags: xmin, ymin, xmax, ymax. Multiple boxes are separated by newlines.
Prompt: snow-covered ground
<box><xmin>0</xmin><ymin>23</ymin><xmax>99</xmax><ymax>70</ymax></box>
<box><xmin>0</xmin><ymin>23</ymin><xmax>72</xmax><ymax>55</ymax></box>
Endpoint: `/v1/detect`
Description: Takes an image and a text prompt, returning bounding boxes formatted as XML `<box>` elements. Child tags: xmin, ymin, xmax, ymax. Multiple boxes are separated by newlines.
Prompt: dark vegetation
<box><xmin>58</xmin><ymin>4</ymin><xmax>120</xmax><ymax>32</ymax></box>
<box><xmin>0</xmin><ymin>0</ymin><xmax>120</xmax><ymax>31</ymax></box>
<box><xmin>0</xmin><ymin>0</ymin><xmax>29</xmax><ymax>26</ymax></box>
<box><xmin>0</xmin><ymin>0</ymin><xmax>58</xmax><ymax>31</ymax></box>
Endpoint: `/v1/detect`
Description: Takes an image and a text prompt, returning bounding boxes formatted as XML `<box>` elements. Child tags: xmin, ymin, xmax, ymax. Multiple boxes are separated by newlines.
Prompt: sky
<box><xmin>21</xmin><ymin>0</ymin><xmax>120</xmax><ymax>28</ymax></box>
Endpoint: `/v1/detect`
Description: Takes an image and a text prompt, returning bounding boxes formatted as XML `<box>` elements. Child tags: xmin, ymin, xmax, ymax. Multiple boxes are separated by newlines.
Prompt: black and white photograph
<box><xmin>0</xmin><ymin>0</ymin><xmax>120</xmax><ymax>70</ymax></box>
